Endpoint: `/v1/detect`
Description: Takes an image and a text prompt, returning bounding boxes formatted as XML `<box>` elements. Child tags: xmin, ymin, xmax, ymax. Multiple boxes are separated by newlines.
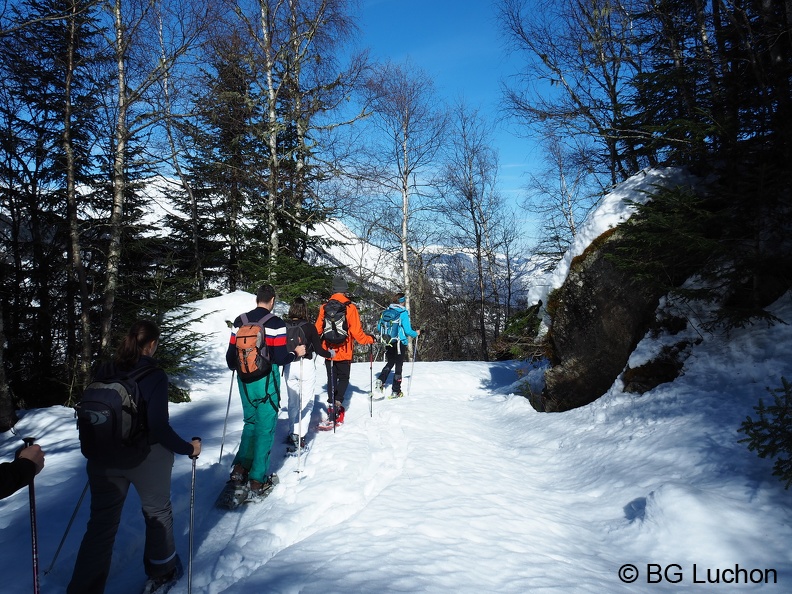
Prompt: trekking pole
<box><xmin>188</xmin><ymin>437</ymin><xmax>201</xmax><ymax>594</ymax></box>
<box><xmin>369</xmin><ymin>344</ymin><xmax>374</xmax><ymax>417</ymax></box>
<box><xmin>43</xmin><ymin>479</ymin><xmax>89</xmax><ymax>575</ymax></box>
<box><xmin>406</xmin><ymin>334</ymin><xmax>420</xmax><ymax>400</ymax></box>
<box><xmin>296</xmin><ymin>358</ymin><xmax>303</xmax><ymax>475</ymax></box>
<box><xmin>219</xmin><ymin>370</ymin><xmax>235</xmax><ymax>464</ymax></box>
<box><xmin>22</xmin><ymin>437</ymin><xmax>40</xmax><ymax>594</ymax></box>
<box><xmin>330</xmin><ymin>360</ymin><xmax>337</xmax><ymax>434</ymax></box>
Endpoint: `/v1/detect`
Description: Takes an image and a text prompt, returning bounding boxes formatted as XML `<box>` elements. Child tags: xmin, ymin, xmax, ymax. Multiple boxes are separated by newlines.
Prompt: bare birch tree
<box><xmin>361</xmin><ymin>60</ymin><xmax>447</xmax><ymax>314</ymax></box>
<box><xmin>440</xmin><ymin>102</ymin><xmax>504</xmax><ymax>360</ymax></box>
<box><xmin>100</xmin><ymin>0</ymin><xmax>206</xmax><ymax>351</ymax></box>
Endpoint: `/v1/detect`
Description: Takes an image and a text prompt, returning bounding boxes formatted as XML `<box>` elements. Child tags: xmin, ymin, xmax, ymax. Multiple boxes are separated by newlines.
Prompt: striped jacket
<box><xmin>225</xmin><ymin>306</ymin><xmax>297</xmax><ymax>370</ymax></box>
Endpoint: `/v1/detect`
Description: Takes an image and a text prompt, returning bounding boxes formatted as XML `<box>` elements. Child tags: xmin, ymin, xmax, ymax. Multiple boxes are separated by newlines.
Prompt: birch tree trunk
<box><xmin>99</xmin><ymin>0</ymin><xmax>129</xmax><ymax>353</ymax></box>
<box><xmin>260</xmin><ymin>0</ymin><xmax>281</xmax><ymax>273</ymax></box>
<box><xmin>64</xmin><ymin>0</ymin><xmax>94</xmax><ymax>389</ymax></box>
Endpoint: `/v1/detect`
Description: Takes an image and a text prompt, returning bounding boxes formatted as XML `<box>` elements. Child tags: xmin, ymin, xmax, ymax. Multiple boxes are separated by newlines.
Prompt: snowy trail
<box><xmin>185</xmin><ymin>376</ymin><xmax>412</xmax><ymax>593</ymax></box>
<box><xmin>4</xmin><ymin>289</ymin><xmax>792</xmax><ymax>593</ymax></box>
<box><xmin>206</xmin><ymin>361</ymin><xmax>626</xmax><ymax>594</ymax></box>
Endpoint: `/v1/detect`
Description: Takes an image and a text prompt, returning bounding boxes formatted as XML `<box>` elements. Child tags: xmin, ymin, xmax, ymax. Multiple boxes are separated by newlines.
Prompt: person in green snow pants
<box><xmin>225</xmin><ymin>284</ymin><xmax>305</xmax><ymax>496</ymax></box>
<box><xmin>234</xmin><ymin>370</ymin><xmax>281</xmax><ymax>484</ymax></box>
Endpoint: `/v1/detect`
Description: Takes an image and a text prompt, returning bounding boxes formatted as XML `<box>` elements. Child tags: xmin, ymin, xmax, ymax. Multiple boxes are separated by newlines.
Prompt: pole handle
<box><xmin>190</xmin><ymin>437</ymin><xmax>201</xmax><ymax>459</ymax></box>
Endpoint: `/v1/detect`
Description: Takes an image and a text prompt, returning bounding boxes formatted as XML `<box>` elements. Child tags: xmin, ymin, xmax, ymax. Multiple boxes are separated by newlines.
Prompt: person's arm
<box><xmin>314</xmin><ymin>305</ymin><xmax>325</xmax><ymax>341</ymax></box>
<box><xmin>266</xmin><ymin>317</ymin><xmax>299</xmax><ymax>366</ymax></box>
<box><xmin>347</xmin><ymin>304</ymin><xmax>374</xmax><ymax>345</ymax></box>
<box><xmin>308</xmin><ymin>324</ymin><xmax>333</xmax><ymax>358</ymax></box>
<box><xmin>400</xmin><ymin>310</ymin><xmax>419</xmax><ymax>338</ymax></box>
<box><xmin>225</xmin><ymin>315</ymin><xmax>241</xmax><ymax>370</ymax></box>
<box><xmin>0</xmin><ymin>457</ymin><xmax>37</xmax><ymax>500</ymax></box>
<box><xmin>142</xmin><ymin>368</ymin><xmax>194</xmax><ymax>456</ymax></box>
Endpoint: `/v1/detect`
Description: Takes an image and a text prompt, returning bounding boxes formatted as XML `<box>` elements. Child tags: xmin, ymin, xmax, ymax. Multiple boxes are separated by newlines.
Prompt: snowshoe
<box><xmin>215</xmin><ymin>473</ymin><xmax>249</xmax><ymax>510</ymax></box>
<box><xmin>243</xmin><ymin>474</ymin><xmax>279</xmax><ymax>504</ymax></box>
<box><xmin>372</xmin><ymin>381</ymin><xmax>386</xmax><ymax>401</ymax></box>
<box><xmin>285</xmin><ymin>435</ymin><xmax>309</xmax><ymax>456</ymax></box>
<box><xmin>388</xmin><ymin>391</ymin><xmax>404</xmax><ymax>399</ymax></box>
<box><xmin>318</xmin><ymin>404</ymin><xmax>344</xmax><ymax>431</ymax></box>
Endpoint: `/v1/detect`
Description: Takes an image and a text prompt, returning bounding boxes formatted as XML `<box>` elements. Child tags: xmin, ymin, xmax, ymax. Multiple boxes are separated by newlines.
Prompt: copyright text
<box><xmin>617</xmin><ymin>564</ymin><xmax>778</xmax><ymax>585</ymax></box>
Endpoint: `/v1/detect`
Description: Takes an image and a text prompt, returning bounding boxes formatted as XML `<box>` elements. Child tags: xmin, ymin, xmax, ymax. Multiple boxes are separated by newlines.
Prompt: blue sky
<box><xmin>354</xmin><ymin>0</ymin><xmax>542</xmax><ymax>239</ymax></box>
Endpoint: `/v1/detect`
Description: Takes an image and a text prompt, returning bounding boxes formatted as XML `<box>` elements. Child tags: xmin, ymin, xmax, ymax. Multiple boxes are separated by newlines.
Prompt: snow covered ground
<box><xmin>2</xmin><ymin>287</ymin><xmax>792</xmax><ymax>593</ymax></box>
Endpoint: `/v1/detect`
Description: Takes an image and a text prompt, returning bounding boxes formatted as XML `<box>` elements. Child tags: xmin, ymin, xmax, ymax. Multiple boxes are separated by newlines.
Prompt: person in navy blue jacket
<box><xmin>375</xmin><ymin>292</ymin><xmax>420</xmax><ymax>398</ymax></box>
<box><xmin>69</xmin><ymin>320</ymin><xmax>201</xmax><ymax>594</ymax></box>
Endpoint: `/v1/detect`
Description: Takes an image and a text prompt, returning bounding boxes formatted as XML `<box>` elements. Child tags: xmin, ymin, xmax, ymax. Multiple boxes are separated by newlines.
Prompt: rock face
<box><xmin>532</xmin><ymin>229</ymin><xmax>665</xmax><ymax>412</ymax></box>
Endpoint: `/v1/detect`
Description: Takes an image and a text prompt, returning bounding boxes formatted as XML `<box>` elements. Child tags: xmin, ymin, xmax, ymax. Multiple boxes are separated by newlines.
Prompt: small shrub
<box><xmin>739</xmin><ymin>377</ymin><xmax>792</xmax><ymax>489</ymax></box>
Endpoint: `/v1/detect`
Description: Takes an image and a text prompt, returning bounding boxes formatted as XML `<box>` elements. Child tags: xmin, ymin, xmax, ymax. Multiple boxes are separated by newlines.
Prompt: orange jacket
<box><xmin>315</xmin><ymin>293</ymin><xmax>374</xmax><ymax>361</ymax></box>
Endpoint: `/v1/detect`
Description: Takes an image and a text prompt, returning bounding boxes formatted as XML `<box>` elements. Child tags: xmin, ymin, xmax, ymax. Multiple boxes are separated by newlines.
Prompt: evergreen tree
<box><xmin>176</xmin><ymin>29</ymin><xmax>271</xmax><ymax>293</ymax></box>
<box><xmin>0</xmin><ymin>0</ymin><xmax>110</xmax><ymax>407</ymax></box>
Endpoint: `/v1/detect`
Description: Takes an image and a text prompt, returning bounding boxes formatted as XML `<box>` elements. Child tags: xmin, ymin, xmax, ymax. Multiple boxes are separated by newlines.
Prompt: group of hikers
<box><xmin>1</xmin><ymin>275</ymin><xmax>419</xmax><ymax>593</ymax></box>
<box><xmin>222</xmin><ymin>276</ymin><xmax>420</xmax><ymax>503</ymax></box>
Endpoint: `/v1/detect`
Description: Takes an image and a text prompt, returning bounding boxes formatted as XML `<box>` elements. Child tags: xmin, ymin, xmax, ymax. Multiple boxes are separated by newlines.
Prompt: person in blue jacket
<box><xmin>375</xmin><ymin>292</ymin><xmax>420</xmax><ymax>398</ymax></box>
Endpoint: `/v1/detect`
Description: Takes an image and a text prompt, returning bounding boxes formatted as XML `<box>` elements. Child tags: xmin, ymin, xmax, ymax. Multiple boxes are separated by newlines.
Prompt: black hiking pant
<box><xmin>378</xmin><ymin>342</ymin><xmax>405</xmax><ymax>392</ymax></box>
<box><xmin>325</xmin><ymin>359</ymin><xmax>351</xmax><ymax>405</ymax></box>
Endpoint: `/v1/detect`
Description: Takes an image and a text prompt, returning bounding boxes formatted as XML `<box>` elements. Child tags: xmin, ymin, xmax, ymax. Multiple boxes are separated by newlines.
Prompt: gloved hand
<box><xmin>328</xmin><ymin>349</ymin><xmax>336</xmax><ymax>358</ymax></box>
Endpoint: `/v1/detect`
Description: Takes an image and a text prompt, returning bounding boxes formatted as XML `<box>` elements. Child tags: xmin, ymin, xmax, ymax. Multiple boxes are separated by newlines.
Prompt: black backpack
<box><xmin>285</xmin><ymin>319</ymin><xmax>313</xmax><ymax>358</ymax></box>
<box><xmin>235</xmin><ymin>312</ymin><xmax>275</xmax><ymax>382</ymax></box>
<box><xmin>75</xmin><ymin>364</ymin><xmax>157</xmax><ymax>467</ymax></box>
<box><xmin>321</xmin><ymin>299</ymin><xmax>350</xmax><ymax>345</ymax></box>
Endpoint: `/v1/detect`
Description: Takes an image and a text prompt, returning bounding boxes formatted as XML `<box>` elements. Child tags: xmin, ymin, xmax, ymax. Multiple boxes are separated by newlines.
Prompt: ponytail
<box><xmin>115</xmin><ymin>319</ymin><xmax>160</xmax><ymax>369</ymax></box>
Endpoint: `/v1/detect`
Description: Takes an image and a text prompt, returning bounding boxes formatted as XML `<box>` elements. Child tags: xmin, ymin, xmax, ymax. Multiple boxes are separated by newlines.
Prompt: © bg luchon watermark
<box><xmin>617</xmin><ymin>563</ymin><xmax>778</xmax><ymax>586</ymax></box>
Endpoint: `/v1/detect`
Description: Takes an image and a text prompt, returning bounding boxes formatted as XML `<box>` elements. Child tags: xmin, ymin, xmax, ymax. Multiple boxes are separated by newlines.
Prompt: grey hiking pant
<box><xmin>68</xmin><ymin>443</ymin><xmax>178</xmax><ymax>594</ymax></box>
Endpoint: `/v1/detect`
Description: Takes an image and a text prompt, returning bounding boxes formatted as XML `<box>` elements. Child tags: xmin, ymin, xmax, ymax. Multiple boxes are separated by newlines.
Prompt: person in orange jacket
<box><xmin>315</xmin><ymin>276</ymin><xmax>374</xmax><ymax>426</ymax></box>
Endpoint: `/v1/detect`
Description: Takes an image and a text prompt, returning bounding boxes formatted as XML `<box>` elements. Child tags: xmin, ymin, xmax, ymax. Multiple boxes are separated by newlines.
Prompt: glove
<box><xmin>328</xmin><ymin>349</ymin><xmax>336</xmax><ymax>358</ymax></box>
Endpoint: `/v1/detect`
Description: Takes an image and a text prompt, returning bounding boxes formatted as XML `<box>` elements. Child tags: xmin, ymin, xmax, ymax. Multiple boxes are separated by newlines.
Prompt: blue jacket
<box><xmin>377</xmin><ymin>304</ymin><xmax>418</xmax><ymax>345</ymax></box>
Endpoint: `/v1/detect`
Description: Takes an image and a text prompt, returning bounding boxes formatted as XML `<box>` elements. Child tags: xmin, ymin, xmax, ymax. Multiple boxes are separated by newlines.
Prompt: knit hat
<box><xmin>332</xmin><ymin>275</ymin><xmax>349</xmax><ymax>293</ymax></box>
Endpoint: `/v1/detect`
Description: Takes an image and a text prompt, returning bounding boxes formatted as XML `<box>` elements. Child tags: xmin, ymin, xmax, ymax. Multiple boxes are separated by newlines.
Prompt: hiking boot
<box><xmin>388</xmin><ymin>391</ymin><xmax>404</xmax><ymax>399</ymax></box>
<box><xmin>142</xmin><ymin>556</ymin><xmax>183</xmax><ymax>593</ymax></box>
<box><xmin>285</xmin><ymin>433</ymin><xmax>299</xmax><ymax>447</ymax></box>
<box><xmin>375</xmin><ymin>379</ymin><xmax>384</xmax><ymax>392</ymax></box>
<box><xmin>229</xmin><ymin>466</ymin><xmax>248</xmax><ymax>486</ymax></box>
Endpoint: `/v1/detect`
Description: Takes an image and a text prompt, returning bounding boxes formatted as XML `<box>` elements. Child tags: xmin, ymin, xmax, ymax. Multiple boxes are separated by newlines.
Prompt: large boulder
<box><xmin>533</xmin><ymin>229</ymin><xmax>666</xmax><ymax>412</ymax></box>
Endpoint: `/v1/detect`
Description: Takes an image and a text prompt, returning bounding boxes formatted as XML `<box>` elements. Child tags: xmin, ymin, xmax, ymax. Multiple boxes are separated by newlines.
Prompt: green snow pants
<box><xmin>232</xmin><ymin>367</ymin><xmax>280</xmax><ymax>483</ymax></box>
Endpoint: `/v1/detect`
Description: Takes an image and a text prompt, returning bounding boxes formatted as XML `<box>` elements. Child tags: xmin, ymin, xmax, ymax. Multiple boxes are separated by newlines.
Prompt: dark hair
<box><xmin>287</xmin><ymin>297</ymin><xmax>309</xmax><ymax>320</ymax></box>
<box><xmin>256</xmin><ymin>284</ymin><xmax>276</xmax><ymax>304</ymax></box>
<box><xmin>392</xmin><ymin>292</ymin><xmax>405</xmax><ymax>304</ymax></box>
<box><xmin>115</xmin><ymin>319</ymin><xmax>160</xmax><ymax>369</ymax></box>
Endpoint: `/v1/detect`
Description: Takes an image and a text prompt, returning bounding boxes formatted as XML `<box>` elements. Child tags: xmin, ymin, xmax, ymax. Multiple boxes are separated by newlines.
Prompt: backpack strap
<box><xmin>99</xmin><ymin>361</ymin><xmax>159</xmax><ymax>384</ymax></box>
<box><xmin>240</xmin><ymin>373</ymin><xmax>280</xmax><ymax>413</ymax></box>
